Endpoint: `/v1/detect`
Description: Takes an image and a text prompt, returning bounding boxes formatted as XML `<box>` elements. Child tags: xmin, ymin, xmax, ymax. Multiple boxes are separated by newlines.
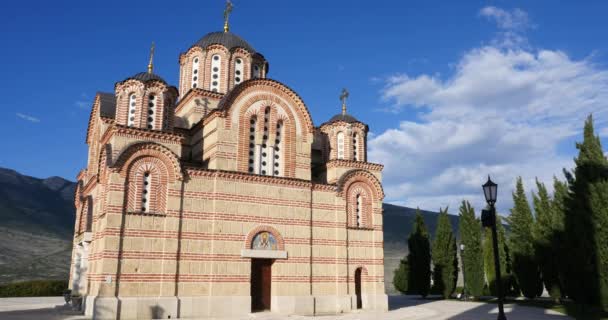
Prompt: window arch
<box><xmin>260</xmin><ymin>107</ymin><xmax>270</xmax><ymax>175</ymax></box>
<box><xmin>347</xmin><ymin>183</ymin><xmax>373</xmax><ymax>228</ymax></box>
<box><xmin>353</xmin><ymin>132</ymin><xmax>359</xmax><ymax>161</ymax></box>
<box><xmin>210</xmin><ymin>54</ymin><xmax>221</xmax><ymax>92</ymax></box>
<box><xmin>126</xmin><ymin>157</ymin><xmax>169</xmax><ymax>214</ymax></box>
<box><xmin>234</xmin><ymin>57</ymin><xmax>244</xmax><ymax>85</ymax></box>
<box><xmin>252</xmin><ymin>64</ymin><xmax>261</xmax><ymax>78</ymax></box>
<box><xmin>146</xmin><ymin>94</ymin><xmax>156</xmax><ymax>130</ymax></box>
<box><xmin>191</xmin><ymin>56</ymin><xmax>200</xmax><ymax>88</ymax></box>
<box><xmin>248</xmin><ymin>116</ymin><xmax>257</xmax><ymax>173</ymax></box>
<box><xmin>337</xmin><ymin>131</ymin><xmax>345</xmax><ymax>160</ymax></box>
<box><xmin>273</xmin><ymin>121</ymin><xmax>283</xmax><ymax>176</ymax></box>
<box><xmin>127</xmin><ymin>93</ymin><xmax>137</xmax><ymax>127</ymax></box>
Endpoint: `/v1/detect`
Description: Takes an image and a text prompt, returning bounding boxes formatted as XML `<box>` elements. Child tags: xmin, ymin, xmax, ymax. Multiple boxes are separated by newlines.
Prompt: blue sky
<box><xmin>1</xmin><ymin>0</ymin><xmax>607</xmax><ymax>213</ymax></box>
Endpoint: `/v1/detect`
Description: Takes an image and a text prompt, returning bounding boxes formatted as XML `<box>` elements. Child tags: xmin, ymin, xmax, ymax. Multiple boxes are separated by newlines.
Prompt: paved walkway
<box><xmin>0</xmin><ymin>295</ymin><xmax>572</xmax><ymax>320</ymax></box>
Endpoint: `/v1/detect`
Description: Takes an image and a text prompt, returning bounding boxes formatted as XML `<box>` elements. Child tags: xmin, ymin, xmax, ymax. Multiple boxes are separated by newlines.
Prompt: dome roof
<box><xmin>193</xmin><ymin>31</ymin><xmax>255</xmax><ymax>53</ymax></box>
<box><xmin>328</xmin><ymin>113</ymin><xmax>359</xmax><ymax>124</ymax></box>
<box><xmin>126</xmin><ymin>72</ymin><xmax>166</xmax><ymax>83</ymax></box>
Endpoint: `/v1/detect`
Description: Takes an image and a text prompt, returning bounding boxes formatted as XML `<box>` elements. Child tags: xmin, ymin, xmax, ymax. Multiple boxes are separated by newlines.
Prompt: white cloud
<box><xmin>369</xmin><ymin>7</ymin><xmax>608</xmax><ymax>214</ymax></box>
<box><xmin>16</xmin><ymin>113</ymin><xmax>40</xmax><ymax>123</ymax></box>
<box><xmin>600</xmin><ymin>127</ymin><xmax>608</xmax><ymax>137</ymax></box>
<box><xmin>480</xmin><ymin>6</ymin><xmax>531</xmax><ymax>31</ymax></box>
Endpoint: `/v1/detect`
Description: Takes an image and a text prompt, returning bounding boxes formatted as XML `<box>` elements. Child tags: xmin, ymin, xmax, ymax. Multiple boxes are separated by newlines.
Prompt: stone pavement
<box><xmin>0</xmin><ymin>295</ymin><xmax>573</xmax><ymax>320</ymax></box>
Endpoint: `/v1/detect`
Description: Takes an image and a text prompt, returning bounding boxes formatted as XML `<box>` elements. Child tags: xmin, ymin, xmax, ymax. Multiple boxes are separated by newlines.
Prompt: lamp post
<box><xmin>460</xmin><ymin>243</ymin><xmax>467</xmax><ymax>301</ymax></box>
<box><xmin>481</xmin><ymin>176</ymin><xmax>507</xmax><ymax>320</ymax></box>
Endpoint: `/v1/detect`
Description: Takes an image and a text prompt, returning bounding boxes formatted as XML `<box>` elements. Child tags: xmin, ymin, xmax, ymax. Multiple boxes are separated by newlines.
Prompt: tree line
<box><xmin>393</xmin><ymin>115</ymin><xmax>608</xmax><ymax>312</ymax></box>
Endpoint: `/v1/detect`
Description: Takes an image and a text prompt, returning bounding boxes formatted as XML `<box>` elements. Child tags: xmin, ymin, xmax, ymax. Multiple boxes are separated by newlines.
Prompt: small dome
<box><xmin>193</xmin><ymin>31</ymin><xmax>255</xmax><ymax>53</ymax></box>
<box><xmin>328</xmin><ymin>113</ymin><xmax>359</xmax><ymax>124</ymax></box>
<box><xmin>126</xmin><ymin>72</ymin><xmax>166</xmax><ymax>83</ymax></box>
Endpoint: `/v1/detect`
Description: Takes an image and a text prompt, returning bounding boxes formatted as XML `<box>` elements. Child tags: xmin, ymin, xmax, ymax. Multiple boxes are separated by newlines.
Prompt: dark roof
<box><xmin>98</xmin><ymin>92</ymin><xmax>116</xmax><ymax>118</ymax></box>
<box><xmin>194</xmin><ymin>31</ymin><xmax>255</xmax><ymax>53</ymax></box>
<box><xmin>328</xmin><ymin>113</ymin><xmax>359</xmax><ymax>123</ymax></box>
<box><xmin>125</xmin><ymin>72</ymin><xmax>167</xmax><ymax>83</ymax></box>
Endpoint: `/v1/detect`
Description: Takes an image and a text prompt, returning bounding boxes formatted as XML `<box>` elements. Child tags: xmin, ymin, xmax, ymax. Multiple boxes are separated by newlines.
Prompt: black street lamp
<box><xmin>481</xmin><ymin>176</ymin><xmax>507</xmax><ymax>320</ymax></box>
<box><xmin>460</xmin><ymin>243</ymin><xmax>467</xmax><ymax>301</ymax></box>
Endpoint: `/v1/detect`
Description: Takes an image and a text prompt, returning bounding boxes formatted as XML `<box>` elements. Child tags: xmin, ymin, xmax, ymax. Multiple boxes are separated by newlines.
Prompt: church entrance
<box><xmin>251</xmin><ymin>259</ymin><xmax>272</xmax><ymax>311</ymax></box>
<box><xmin>355</xmin><ymin>268</ymin><xmax>362</xmax><ymax>309</ymax></box>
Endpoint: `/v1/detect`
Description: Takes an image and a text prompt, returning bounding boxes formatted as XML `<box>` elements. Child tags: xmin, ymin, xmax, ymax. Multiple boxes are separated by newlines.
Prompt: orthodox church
<box><xmin>70</xmin><ymin>4</ymin><xmax>387</xmax><ymax>319</ymax></box>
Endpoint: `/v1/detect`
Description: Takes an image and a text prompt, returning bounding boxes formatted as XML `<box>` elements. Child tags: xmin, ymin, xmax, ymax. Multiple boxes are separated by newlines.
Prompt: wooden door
<box><xmin>251</xmin><ymin>259</ymin><xmax>272</xmax><ymax>311</ymax></box>
<box><xmin>355</xmin><ymin>268</ymin><xmax>362</xmax><ymax>309</ymax></box>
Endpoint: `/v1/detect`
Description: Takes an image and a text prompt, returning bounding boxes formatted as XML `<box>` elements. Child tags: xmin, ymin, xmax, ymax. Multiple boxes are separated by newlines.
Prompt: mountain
<box><xmin>0</xmin><ymin>167</ymin><xmax>464</xmax><ymax>293</ymax></box>
<box><xmin>0</xmin><ymin>167</ymin><xmax>75</xmax><ymax>284</ymax></box>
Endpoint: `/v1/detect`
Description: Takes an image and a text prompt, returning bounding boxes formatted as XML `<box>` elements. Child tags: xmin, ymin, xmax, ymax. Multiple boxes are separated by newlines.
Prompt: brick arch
<box><xmin>125</xmin><ymin>156</ymin><xmax>169</xmax><ymax>214</ymax></box>
<box><xmin>218</xmin><ymin>78</ymin><xmax>314</xmax><ymax>134</ymax></box>
<box><xmin>337</xmin><ymin>169</ymin><xmax>384</xmax><ymax>201</ymax></box>
<box><xmin>112</xmin><ymin>142</ymin><xmax>182</xmax><ymax>183</ymax></box>
<box><xmin>244</xmin><ymin>225</ymin><xmax>285</xmax><ymax>251</ymax></box>
<box><xmin>347</xmin><ymin>182</ymin><xmax>373</xmax><ymax>228</ymax></box>
<box><xmin>233</xmin><ymin>98</ymin><xmax>298</xmax><ymax>177</ymax></box>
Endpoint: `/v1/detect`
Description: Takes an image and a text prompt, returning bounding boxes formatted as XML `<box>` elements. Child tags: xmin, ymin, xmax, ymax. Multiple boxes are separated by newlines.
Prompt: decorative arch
<box><xmin>218</xmin><ymin>79</ymin><xmax>314</xmax><ymax>134</ymax></box>
<box><xmin>245</xmin><ymin>225</ymin><xmax>285</xmax><ymax>251</ymax></box>
<box><xmin>337</xmin><ymin>169</ymin><xmax>384</xmax><ymax>201</ymax></box>
<box><xmin>347</xmin><ymin>182</ymin><xmax>373</xmax><ymax>228</ymax></box>
<box><xmin>124</xmin><ymin>157</ymin><xmax>169</xmax><ymax>214</ymax></box>
<box><xmin>112</xmin><ymin>142</ymin><xmax>182</xmax><ymax>183</ymax></box>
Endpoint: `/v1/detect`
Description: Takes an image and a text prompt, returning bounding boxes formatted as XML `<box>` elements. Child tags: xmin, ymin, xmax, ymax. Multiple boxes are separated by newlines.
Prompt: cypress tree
<box><xmin>458</xmin><ymin>200</ymin><xmax>484</xmax><ymax>298</ymax></box>
<box><xmin>533</xmin><ymin>179</ymin><xmax>562</xmax><ymax>302</ymax></box>
<box><xmin>432</xmin><ymin>208</ymin><xmax>458</xmax><ymax>299</ymax></box>
<box><xmin>408</xmin><ymin>210</ymin><xmax>431</xmax><ymax>298</ymax></box>
<box><xmin>393</xmin><ymin>259</ymin><xmax>409</xmax><ymax>294</ymax></box>
<box><xmin>551</xmin><ymin>177</ymin><xmax>568</xmax><ymax>297</ymax></box>
<box><xmin>508</xmin><ymin>177</ymin><xmax>542</xmax><ymax>298</ymax></box>
<box><xmin>483</xmin><ymin>214</ymin><xmax>507</xmax><ymax>296</ymax></box>
<box><xmin>563</xmin><ymin>115</ymin><xmax>608</xmax><ymax>309</ymax></box>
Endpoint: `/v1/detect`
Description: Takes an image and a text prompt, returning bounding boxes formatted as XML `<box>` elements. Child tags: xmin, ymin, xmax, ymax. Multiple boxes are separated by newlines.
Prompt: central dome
<box><xmin>193</xmin><ymin>31</ymin><xmax>255</xmax><ymax>53</ymax></box>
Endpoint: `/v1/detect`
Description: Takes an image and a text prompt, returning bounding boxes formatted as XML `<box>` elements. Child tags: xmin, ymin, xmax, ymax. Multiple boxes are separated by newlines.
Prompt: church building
<box><xmin>70</xmin><ymin>5</ymin><xmax>387</xmax><ymax>319</ymax></box>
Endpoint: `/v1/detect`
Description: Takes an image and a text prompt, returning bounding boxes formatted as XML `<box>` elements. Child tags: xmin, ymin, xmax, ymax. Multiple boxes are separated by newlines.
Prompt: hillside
<box><xmin>0</xmin><ymin>167</ymin><xmax>466</xmax><ymax>293</ymax></box>
<box><xmin>0</xmin><ymin>168</ymin><xmax>75</xmax><ymax>284</ymax></box>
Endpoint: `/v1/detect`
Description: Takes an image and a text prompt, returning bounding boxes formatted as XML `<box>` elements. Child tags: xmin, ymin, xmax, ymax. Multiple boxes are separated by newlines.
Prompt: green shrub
<box><xmin>0</xmin><ymin>280</ymin><xmax>68</xmax><ymax>297</ymax></box>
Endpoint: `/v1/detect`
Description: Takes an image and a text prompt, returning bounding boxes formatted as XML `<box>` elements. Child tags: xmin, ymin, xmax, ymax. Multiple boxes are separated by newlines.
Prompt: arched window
<box><xmin>353</xmin><ymin>133</ymin><xmax>359</xmax><ymax>161</ymax></box>
<box><xmin>347</xmin><ymin>184</ymin><xmax>373</xmax><ymax>229</ymax></box>
<box><xmin>191</xmin><ymin>56</ymin><xmax>200</xmax><ymax>88</ymax></box>
<box><xmin>260</xmin><ymin>107</ymin><xmax>270</xmax><ymax>175</ymax></box>
<box><xmin>141</xmin><ymin>171</ymin><xmax>151</xmax><ymax>212</ymax></box>
<box><xmin>146</xmin><ymin>94</ymin><xmax>156</xmax><ymax>130</ymax></box>
<box><xmin>210</xmin><ymin>54</ymin><xmax>221</xmax><ymax>92</ymax></box>
<box><xmin>356</xmin><ymin>194</ymin><xmax>362</xmax><ymax>227</ymax></box>
<box><xmin>234</xmin><ymin>58</ymin><xmax>244</xmax><ymax>85</ymax></box>
<box><xmin>337</xmin><ymin>131</ymin><xmax>345</xmax><ymax>159</ymax></box>
<box><xmin>248</xmin><ymin>116</ymin><xmax>257</xmax><ymax>173</ymax></box>
<box><xmin>273</xmin><ymin>121</ymin><xmax>283</xmax><ymax>176</ymax></box>
<box><xmin>252</xmin><ymin>64</ymin><xmax>261</xmax><ymax>78</ymax></box>
<box><xmin>127</xmin><ymin>93</ymin><xmax>137</xmax><ymax>127</ymax></box>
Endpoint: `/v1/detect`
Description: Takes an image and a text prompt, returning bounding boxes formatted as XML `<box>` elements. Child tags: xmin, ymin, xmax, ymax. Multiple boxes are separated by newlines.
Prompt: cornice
<box><xmin>326</xmin><ymin>160</ymin><xmax>384</xmax><ymax>172</ymax></box>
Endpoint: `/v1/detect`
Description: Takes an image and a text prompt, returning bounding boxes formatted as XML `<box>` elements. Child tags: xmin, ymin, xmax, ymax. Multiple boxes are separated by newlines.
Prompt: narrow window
<box><xmin>252</xmin><ymin>64</ymin><xmax>261</xmax><ymax>78</ymax></box>
<box><xmin>353</xmin><ymin>133</ymin><xmax>359</xmax><ymax>161</ymax></box>
<box><xmin>273</xmin><ymin>121</ymin><xmax>283</xmax><ymax>176</ymax></box>
<box><xmin>260</xmin><ymin>107</ymin><xmax>270</xmax><ymax>175</ymax></box>
<box><xmin>191</xmin><ymin>57</ymin><xmax>200</xmax><ymax>88</ymax></box>
<box><xmin>210</xmin><ymin>54</ymin><xmax>221</xmax><ymax>92</ymax></box>
<box><xmin>147</xmin><ymin>94</ymin><xmax>156</xmax><ymax>130</ymax></box>
<box><xmin>248</xmin><ymin>116</ymin><xmax>257</xmax><ymax>173</ymax></box>
<box><xmin>337</xmin><ymin>132</ymin><xmax>345</xmax><ymax>159</ymax></box>
<box><xmin>356</xmin><ymin>194</ymin><xmax>362</xmax><ymax>227</ymax></box>
<box><xmin>141</xmin><ymin>172</ymin><xmax>151</xmax><ymax>212</ymax></box>
<box><xmin>127</xmin><ymin>94</ymin><xmax>137</xmax><ymax>127</ymax></box>
<box><xmin>234</xmin><ymin>58</ymin><xmax>244</xmax><ymax>85</ymax></box>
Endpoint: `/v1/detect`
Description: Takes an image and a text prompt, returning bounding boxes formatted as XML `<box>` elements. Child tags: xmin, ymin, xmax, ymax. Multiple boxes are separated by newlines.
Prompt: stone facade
<box><xmin>69</xmin><ymin>24</ymin><xmax>387</xmax><ymax>320</ymax></box>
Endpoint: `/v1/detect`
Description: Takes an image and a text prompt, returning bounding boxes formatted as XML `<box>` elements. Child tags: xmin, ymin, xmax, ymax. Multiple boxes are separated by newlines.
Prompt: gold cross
<box><xmin>340</xmin><ymin>88</ymin><xmax>349</xmax><ymax>115</ymax></box>
<box><xmin>223</xmin><ymin>0</ymin><xmax>233</xmax><ymax>33</ymax></box>
<box><xmin>147</xmin><ymin>42</ymin><xmax>155</xmax><ymax>74</ymax></box>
